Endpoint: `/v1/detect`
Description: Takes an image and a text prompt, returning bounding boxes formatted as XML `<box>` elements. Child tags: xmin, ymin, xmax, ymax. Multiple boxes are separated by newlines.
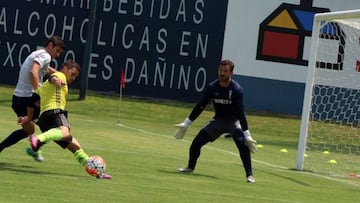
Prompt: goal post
<box><xmin>296</xmin><ymin>9</ymin><xmax>360</xmax><ymax>175</ymax></box>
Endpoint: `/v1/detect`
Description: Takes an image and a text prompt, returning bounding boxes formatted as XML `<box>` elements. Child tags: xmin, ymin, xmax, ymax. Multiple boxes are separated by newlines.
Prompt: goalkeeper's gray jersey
<box><xmin>13</xmin><ymin>49</ymin><xmax>51</xmax><ymax>97</ymax></box>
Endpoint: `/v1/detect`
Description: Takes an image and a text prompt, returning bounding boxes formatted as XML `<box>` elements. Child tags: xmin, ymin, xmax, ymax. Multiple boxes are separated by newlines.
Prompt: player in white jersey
<box><xmin>0</xmin><ymin>36</ymin><xmax>65</xmax><ymax>161</ymax></box>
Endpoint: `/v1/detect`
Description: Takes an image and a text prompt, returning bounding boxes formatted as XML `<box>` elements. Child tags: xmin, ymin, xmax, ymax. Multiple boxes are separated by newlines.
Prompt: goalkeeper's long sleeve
<box><xmin>188</xmin><ymin>87</ymin><xmax>212</xmax><ymax>121</ymax></box>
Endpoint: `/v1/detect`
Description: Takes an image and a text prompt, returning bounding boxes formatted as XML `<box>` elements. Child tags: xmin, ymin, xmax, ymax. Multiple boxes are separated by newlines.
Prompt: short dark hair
<box><xmin>61</xmin><ymin>59</ymin><xmax>81</xmax><ymax>73</ymax></box>
<box><xmin>219</xmin><ymin>59</ymin><xmax>234</xmax><ymax>72</ymax></box>
<box><xmin>43</xmin><ymin>36</ymin><xmax>66</xmax><ymax>50</ymax></box>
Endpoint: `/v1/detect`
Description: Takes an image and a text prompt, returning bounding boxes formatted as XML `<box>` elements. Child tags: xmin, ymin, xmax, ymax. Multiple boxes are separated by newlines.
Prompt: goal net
<box><xmin>296</xmin><ymin>9</ymin><xmax>360</xmax><ymax>177</ymax></box>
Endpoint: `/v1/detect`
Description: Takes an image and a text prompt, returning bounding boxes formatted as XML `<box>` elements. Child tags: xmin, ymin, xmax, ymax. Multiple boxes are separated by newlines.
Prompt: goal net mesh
<box><xmin>303</xmin><ymin>13</ymin><xmax>360</xmax><ymax>176</ymax></box>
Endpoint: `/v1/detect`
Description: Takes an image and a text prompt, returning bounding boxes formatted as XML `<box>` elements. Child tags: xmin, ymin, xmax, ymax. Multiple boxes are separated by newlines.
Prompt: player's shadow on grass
<box><xmin>257</xmin><ymin>167</ymin><xmax>311</xmax><ymax>187</ymax></box>
<box><xmin>0</xmin><ymin>162</ymin><xmax>40</xmax><ymax>174</ymax></box>
<box><xmin>157</xmin><ymin>169</ymin><xmax>219</xmax><ymax>179</ymax></box>
<box><xmin>0</xmin><ymin>99</ymin><xmax>12</xmax><ymax>103</ymax></box>
<box><xmin>0</xmin><ymin>161</ymin><xmax>89</xmax><ymax>179</ymax></box>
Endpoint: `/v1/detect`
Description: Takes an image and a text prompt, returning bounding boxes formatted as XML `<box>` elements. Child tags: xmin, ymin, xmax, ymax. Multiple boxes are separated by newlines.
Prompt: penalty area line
<box><xmin>89</xmin><ymin>120</ymin><xmax>360</xmax><ymax>187</ymax></box>
<box><xmin>116</xmin><ymin>122</ymin><xmax>289</xmax><ymax>170</ymax></box>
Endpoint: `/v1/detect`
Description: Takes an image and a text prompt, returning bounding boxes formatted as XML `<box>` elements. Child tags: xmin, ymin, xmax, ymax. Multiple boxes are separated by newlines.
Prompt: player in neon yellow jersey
<box><xmin>28</xmin><ymin>60</ymin><xmax>111</xmax><ymax>179</ymax></box>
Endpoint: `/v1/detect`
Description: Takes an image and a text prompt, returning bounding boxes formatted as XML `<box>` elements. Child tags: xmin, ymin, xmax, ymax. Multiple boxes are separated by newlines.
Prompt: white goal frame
<box><xmin>296</xmin><ymin>9</ymin><xmax>360</xmax><ymax>171</ymax></box>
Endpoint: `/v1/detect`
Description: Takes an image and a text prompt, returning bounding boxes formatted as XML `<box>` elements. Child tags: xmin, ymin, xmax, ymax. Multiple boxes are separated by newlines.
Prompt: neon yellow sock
<box><xmin>74</xmin><ymin>149</ymin><xmax>90</xmax><ymax>165</ymax></box>
<box><xmin>37</xmin><ymin>128</ymin><xmax>63</xmax><ymax>143</ymax></box>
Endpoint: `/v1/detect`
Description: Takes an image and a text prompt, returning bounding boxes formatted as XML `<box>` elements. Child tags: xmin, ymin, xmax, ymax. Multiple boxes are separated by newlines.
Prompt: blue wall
<box><xmin>234</xmin><ymin>75</ymin><xmax>305</xmax><ymax>115</ymax></box>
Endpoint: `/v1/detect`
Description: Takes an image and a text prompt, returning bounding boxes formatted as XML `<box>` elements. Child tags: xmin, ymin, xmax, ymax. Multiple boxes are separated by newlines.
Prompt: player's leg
<box><xmin>0</xmin><ymin>123</ymin><xmax>31</xmax><ymax>151</ymax></box>
<box><xmin>52</xmin><ymin>136</ymin><xmax>89</xmax><ymax>164</ymax></box>
<box><xmin>232</xmin><ymin>128</ymin><xmax>255</xmax><ymax>183</ymax></box>
<box><xmin>29</xmin><ymin>112</ymin><xmax>69</xmax><ymax>151</ymax></box>
<box><xmin>31</xmin><ymin>111</ymin><xmax>111</xmax><ymax>179</ymax></box>
<box><xmin>32</xmin><ymin>111</ymin><xmax>84</xmax><ymax>161</ymax></box>
<box><xmin>54</xmin><ymin>137</ymin><xmax>111</xmax><ymax>179</ymax></box>
<box><xmin>189</xmin><ymin>129</ymin><xmax>212</xmax><ymax>169</ymax></box>
<box><xmin>178</xmin><ymin>129</ymin><xmax>212</xmax><ymax>173</ymax></box>
<box><xmin>20</xmin><ymin>120</ymin><xmax>45</xmax><ymax>162</ymax></box>
<box><xmin>63</xmin><ymin>137</ymin><xmax>90</xmax><ymax>165</ymax></box>
<box><xmin>56</xmin><ymin>138</ymin><xmax>111</xmax><ymax>179</ymax></box>
<box><xmin>0</xmin><ymin>96</ymin><xmax>34</xmax><ymax>152</ymax></box>
<box><xmin>179</xmin><ymin>119</ymin><xmax>223</xmax><ymax>172</ymax></box>
<box><xmin>0</xmin><ymin>129</ymin><xmax>28</xmax><ymax>152</ymax></box>
<box><xmin>22</xmin><ymin>120</ymin><xmax>44</xmax><ymax>162</ymax></box>
<box><xmin>0</xmin><ymin>95</ymin><xmax>44</xmax><ymax>161</ymax></box>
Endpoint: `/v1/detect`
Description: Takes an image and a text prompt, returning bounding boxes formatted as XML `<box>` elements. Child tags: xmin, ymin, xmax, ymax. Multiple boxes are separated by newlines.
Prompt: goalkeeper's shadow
<box><xmin>157</xmin><ymin>168</ymin><xmax>219</xmax><ymax>179</ymax></box>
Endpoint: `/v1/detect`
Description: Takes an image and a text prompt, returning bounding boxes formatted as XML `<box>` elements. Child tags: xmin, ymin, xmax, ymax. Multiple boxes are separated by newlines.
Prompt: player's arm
<box><xmin>47</xmin><ymin>66</ymin><xmax>57</xmax><ymax>74</ymax></box>
<box><xmin>48</xmin><ymin>74</ymin><xmax>65</xmax><ymax>87</ymax></box>
<box><xmin>174</xmin><ymin>86</ymin><xmax>212</xmax><ymax>139</ymax></box>
<box><xmin>29</xmin><ymin>61</ymin><xmax>42</xmax><ymax>91</ymax></box>
<box><xmin>188</xmin><ymin>85</ymin><xmax>213</xmax><ymax>121</ymax></box>
<box><xmin>236</xmin><ymin>101</ymin><xmax>249</xmax><ymax>131</ymax></box>
<box><xmin>233</xmin><ymin>86</ymin><xmax>248</xmax><ymax>130</ymax></box>
<box><xmin>235</xmin><ymin>89</ymin><xmax>257</xmax><ymax>153</ymax></box>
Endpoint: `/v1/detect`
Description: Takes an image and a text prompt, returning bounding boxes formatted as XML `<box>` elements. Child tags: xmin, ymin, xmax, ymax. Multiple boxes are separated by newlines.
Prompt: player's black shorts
<box><xmin>12</xmin><ymin>95</ymin><xmax>40</xmax><ymax>119</ymax></box>
<box><xmin>203</xmin><ymin>117</ymin><xmax>241</xmax><ymax>141</ymax></box>
<box><xmin>38</xmin><ymin>109</ymin><xmax>70</xmax><ymax>149</ymax></box>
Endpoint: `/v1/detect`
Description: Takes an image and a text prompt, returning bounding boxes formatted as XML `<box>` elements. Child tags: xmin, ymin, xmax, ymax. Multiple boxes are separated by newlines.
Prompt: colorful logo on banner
<box><xmin>256</xmin><ymin>0</ymin><xmax>329</xmax><ymax>66</ymax></box>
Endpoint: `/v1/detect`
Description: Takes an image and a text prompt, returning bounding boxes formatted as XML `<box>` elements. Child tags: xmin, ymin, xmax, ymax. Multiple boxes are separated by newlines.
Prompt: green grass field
<box><xmin>0</xmin><ymin>85</ymin><xmax>359</xmax><ymax>203</ymax></box>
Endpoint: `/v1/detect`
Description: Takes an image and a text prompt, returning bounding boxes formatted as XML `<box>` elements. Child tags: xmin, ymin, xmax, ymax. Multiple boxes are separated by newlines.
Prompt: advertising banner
<box><xmin>0</xmin><ymin>0</ymin><xmax>228</xmax><ymax>101</ymax></box>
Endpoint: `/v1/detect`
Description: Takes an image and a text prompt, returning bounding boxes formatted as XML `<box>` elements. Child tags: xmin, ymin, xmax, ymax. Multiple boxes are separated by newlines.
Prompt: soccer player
<box><xmin>0</xmin><ymin>36</ymin><xmax>65</xmax><ymax>161</ymax></box>
<box><xmin>174</xmin><ymin>59</ymin><xmax>258</xmax><ymax>183</ymax></box>
<box><xmin>28</xmin><ymin>60</ymin><xmax>112</xmax><ymax>179</ymax></box>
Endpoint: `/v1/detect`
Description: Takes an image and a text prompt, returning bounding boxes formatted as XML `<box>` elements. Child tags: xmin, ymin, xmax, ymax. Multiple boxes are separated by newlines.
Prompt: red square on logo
<box><xmin>262</xmin><ymin>31</ymin><xmax>299</xmax><ymax>59</ymax></box>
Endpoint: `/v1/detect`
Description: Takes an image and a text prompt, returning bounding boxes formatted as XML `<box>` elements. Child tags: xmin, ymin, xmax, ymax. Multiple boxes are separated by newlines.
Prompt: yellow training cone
<box><xmin>280</xmin><ymin>148</ymin><xmax>288</xmax><ymax>153</ymax></box>
<box><xmin>328</xmin><ymin>159</ymin><xmax>337</xmax><ymax>164</ymax></box>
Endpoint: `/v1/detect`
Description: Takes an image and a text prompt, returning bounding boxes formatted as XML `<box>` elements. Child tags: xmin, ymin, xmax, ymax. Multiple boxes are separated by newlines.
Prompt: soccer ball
<box><xmin>85</xmin><ymin>155</ymin><xmax>106</xmax><ymax>176</ymax></box>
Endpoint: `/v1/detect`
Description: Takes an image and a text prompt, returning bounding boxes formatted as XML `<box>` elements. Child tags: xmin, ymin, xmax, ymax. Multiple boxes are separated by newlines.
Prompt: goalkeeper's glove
<box><xmin>174</xmin><ymin>118</ymin><xmax>192</xmax><ymax>139</ymax></box>
<box><xmin>243</xmin><ymin>130</ymin><xmax>258</xmax><ymax>153</ymax></box>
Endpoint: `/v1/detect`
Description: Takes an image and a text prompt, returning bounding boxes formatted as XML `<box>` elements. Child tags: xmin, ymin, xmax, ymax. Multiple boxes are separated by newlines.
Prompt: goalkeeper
<box><xmin>174</xmin><ymin>59</ymin><xmax>257</xmax><ymax>183</ymax></box>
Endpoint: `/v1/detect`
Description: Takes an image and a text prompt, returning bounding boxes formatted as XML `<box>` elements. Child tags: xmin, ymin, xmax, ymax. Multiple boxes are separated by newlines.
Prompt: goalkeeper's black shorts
<box><xmin>203</xmin><ymin>117</ymin><xmax>241</xmax><ymax>141</ymax></box>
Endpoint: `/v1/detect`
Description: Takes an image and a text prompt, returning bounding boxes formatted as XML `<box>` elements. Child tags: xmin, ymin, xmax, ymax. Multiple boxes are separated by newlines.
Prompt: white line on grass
<box><xmin>116</xmin><ymin>122</ymin><xmax>298</xmax><ymax>169</ymax></box>
<box><xmin>100</xmin><ymin>121</ymin><xmax>360</xmax><ymax>187</ymax></box>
